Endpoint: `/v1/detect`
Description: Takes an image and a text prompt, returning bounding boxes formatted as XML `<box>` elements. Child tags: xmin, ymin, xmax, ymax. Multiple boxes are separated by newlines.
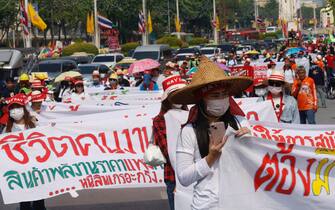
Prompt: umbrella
<box><xmin>285</xmin><ymin>47</ymin><xmax>306</xmax><ymax>56</ymax></box>
<box><xmin>54</xmin><ymin>71</ymin><xmax>82</xmax><ymax>83</ymax></box>
<box><xmin>245</xmin><ymin>50</ymin><xmax>260</xmax><ymax>55</ymax></box>
<box><xmin>128</xmin><ymin>59</ymin><xmax>160</xmax><ymax>74</ymax></box>
<box><xmin>187</xmin><ymin>67</ymin><xmax>198</xmax><ymax>75</ymax></box>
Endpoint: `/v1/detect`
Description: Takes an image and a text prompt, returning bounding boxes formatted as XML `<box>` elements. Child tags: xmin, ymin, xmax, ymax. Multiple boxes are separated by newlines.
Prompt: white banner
<box><xmin>0</xmin><ymin>98</ymin><xmax>277</xmax><ymax>204</ymax></box>
<box><xmin>219</xmin><ymin>129</ymin><xmax>335</xmax><ymax>210</ymax></box>
<box><xmin>0</xmin><ymin>111</ymin><xmax>164</xmax><ymax>204</ymax></box>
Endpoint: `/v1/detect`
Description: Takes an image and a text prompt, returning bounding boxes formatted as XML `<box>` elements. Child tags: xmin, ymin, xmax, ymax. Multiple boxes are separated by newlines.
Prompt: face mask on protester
<box><xmin>268</xmin><ymin>86</ymin><xmax>282</xmax><ymax>95</ymax></box>
<box><xmin>10</xmin><ymin>108</ymin><xmax>24</xmax><ymax>121</ymax></box>
<box><xmin>255</xmin><ymin>88</ymin><xmax>267</xmax><ymax>97</ymax></box>
<box><xmin>205</xmin><ymin>97</ymin><xmax>230</xmax><ymax>117</ymax></box>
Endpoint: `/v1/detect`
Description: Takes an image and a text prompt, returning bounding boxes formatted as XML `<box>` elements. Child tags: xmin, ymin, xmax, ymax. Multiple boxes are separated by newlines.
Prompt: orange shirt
<box><xmin>292</xmin><ymin>77</ymin><xmax>317</xmax><ymax>111</ymax></box>
<box><xmin>315</xmin><ymin>60</ymin><xmax>324</xmax><ymax>70</ymax></box>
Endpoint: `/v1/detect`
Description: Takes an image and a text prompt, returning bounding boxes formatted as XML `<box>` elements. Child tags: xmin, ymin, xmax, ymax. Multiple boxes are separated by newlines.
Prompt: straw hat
<box><xmin>170</xmin><ymin>56</ymin><xmax>252</xmax><ymax>104</ymax></box>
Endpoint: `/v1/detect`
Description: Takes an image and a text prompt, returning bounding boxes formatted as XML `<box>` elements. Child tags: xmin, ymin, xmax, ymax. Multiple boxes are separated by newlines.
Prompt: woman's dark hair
<box><xmin>193</xmin><ymin>100</ymin><xmax>239</xmax><ymax>158</ymax></box>
<box><xmin>5</xmin><ymin>105</ymin><xmax>36</xmax><ymax>133</ymax></box>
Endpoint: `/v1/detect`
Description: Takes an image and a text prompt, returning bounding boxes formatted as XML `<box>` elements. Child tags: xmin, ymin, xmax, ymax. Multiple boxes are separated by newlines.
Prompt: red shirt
<box><xmin>325</xmin><ymin>55</ymin><xmax>335</xmax><ymax>68</ymax></box>
<box><xmin>152</xmin><ymin>112</ymin><xmax>175</xmax><ymax>183</ymax></box>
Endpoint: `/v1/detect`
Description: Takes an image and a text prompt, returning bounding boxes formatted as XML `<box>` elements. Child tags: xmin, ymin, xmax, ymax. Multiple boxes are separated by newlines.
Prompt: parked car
<box><xmin>200</xmin><ymin>47</ymin><xmax>220</xmax><ymax>58</ymax></box>
<box><xmin>236</xmin><ymin>45</ymin><xmax>252</xmax><ymax>58</ymax></box>
<box><xmin>115</xmin><ymin>57</ymin><xmax>136</xmax><ymax>70</ymax></box>
<box><xmin>266</xmin><ymin>26</ymin><xmax>278</xmax><ymax>33</ymax></box>
<box><xmin>217</xmin><ymin>44</ymin><xmax>235</xmax><ymax>54</ymax></box>
<box><xmin>176</xmin><ymin>47</ymin><xmax>201</xmax><ymax>56</ymax></box>
<box><xmin>78</xmin><ymin>63</ymin><xmax>110</xmax><ymax>84</ymax></box>
<box><xmin>132</xmin><ymin>44</ymin><xmax>173</xmax><ymax>65</ymax></box>
<box><xmin>30</xmin><ymin>59</ymin><xmax>78</xmax><ymax>80</ymax></box>
<box><xmin>60</xmin><ymin>55</ymin><xmax>93</xmax><ymax>65</ymax></box>
<box><xmin>0</xmin><ymin>49</ymin><xmax>24</xmax><ymax>81</ymax></box>
<box><xmin>91</xmin><ymin>53</ymin><xmax>124</xmax><ymax>68</ymax></box>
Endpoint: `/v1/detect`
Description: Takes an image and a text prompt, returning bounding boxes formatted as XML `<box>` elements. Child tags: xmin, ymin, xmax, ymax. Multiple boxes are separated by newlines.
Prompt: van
<box><xmin>30</xmin><ymin>59</ymin><xmax>78</xmax><ymax>80</ymax></box>
<box><xmin>132</xmin><ymin>44</ymin><xmax>173</xmax><ymax>64</ymax></box>
<box><xmin>91</xmin><ymin>53</ymin><xmax>124</xmax><ymax>68</ymax></box>
<box><xmin>266</xmin><ymin>26</ymin><xmax>278</xmax><ymax>33</ymax></box>
<box><xmin>0</xmin><ymin>49</ymin><xmax>24</xmax><ymax>81</ymax></box>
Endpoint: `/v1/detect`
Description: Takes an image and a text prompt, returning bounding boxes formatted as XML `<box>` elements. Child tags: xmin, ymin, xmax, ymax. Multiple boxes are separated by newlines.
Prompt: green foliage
<box><xmin>188</xmin><ymin>37</ymin><xmax>208</xmax><ymax>46</ymax></box>
<box><xmin>62</xmin><ymin>42</ymin><xmax>99</xmax><ymax>56</ymax></box>
<box><xmin>259</xmin><ymin>32</ymin><xmax>280</xmax><ymax>40</ymax></box>
<box><xmin>156</xmin><ymin>36</ymin><xmax>183</xmax><ymax>47</ymax></box>
<box><xmin>259</xmin><ymin>0</ymin><xmax>279</xmax><ymax>24</ymax></box>
<box><xmin>121</xmin><ymin>42</ymin><xmax>140</xmax><ymax>55</ymax></box>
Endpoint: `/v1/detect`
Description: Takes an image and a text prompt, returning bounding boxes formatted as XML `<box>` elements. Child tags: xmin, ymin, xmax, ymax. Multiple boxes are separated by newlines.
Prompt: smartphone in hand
<box><xmin>209</xmin><ymin>122</ymin><xmax>226</xmax><ymax>144</ymax></box>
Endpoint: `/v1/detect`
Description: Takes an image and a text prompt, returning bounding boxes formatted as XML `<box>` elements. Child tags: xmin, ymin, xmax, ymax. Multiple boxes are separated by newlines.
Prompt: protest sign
<box><xmin>0</xmin><ymin>111</ymin><xmax>164</xmax><ymax>204</ymax></box>
<box><xmin>219</xmin><ymin>129</ymin><xmax>335</xmax><ymax>210</ymax></box>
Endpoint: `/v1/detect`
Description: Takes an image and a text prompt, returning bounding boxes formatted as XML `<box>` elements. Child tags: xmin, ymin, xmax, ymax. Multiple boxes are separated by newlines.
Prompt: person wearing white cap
<box><xmin>152</xmin><ymin>75</ymin><xmax>187</xmax><ymax>210</ymax></box>
<box><xmin>91</xmin><ymin>70</ymin><xmax>102</xmax><ymax>87</ymax></box>
<box><xmin>258</xmin><ymin>69</ymin><xmax>300</xmax><ymax>124</ymax></box>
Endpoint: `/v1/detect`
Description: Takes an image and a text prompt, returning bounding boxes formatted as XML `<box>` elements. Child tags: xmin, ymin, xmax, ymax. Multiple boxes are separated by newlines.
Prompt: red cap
<box><xmin>6</xmin><ymin>94</ymin><xmax>29</xmax><ymax>108</ymax></box>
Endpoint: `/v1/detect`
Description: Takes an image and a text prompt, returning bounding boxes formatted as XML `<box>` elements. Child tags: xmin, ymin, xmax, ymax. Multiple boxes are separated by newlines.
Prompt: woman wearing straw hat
<box><xmin>169</xmin><ymin>57</ymin><xmax>252</xmax><ymax>210</ymax></box>
<box><xmin>258</xmin><ymin>69</ymin><xmax>300</xmax><ymax>124</ymax></box>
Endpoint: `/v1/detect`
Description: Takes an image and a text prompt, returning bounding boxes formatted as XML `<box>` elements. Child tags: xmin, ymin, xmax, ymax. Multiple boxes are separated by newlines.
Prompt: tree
<box><xmin>259</xmin><ymin>0</ymin><xmax>278</xmax><ymax>25</ymax></box>
<box><xmin>0</xmin><ymin>0</ymin><xmax>19</xmax><ymax>44</ymax></box>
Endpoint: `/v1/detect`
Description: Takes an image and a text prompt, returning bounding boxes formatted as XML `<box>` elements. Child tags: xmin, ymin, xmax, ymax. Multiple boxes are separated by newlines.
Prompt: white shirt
<box><xmin>177</xmin><ymin>124</ymin><xmax>219</xmax><ymax>210</ymax></box>
<box><xmin>176</xmin><ymin>116</ymin><xmax>250</xmax><ymax>210</ymax></box>
<box><xmin>284</xmin><ymin>69</ymin><xmax>295</xmax><ymax>84</ymax></box>
<box><xmin>2</xmin><ymin>123</ymin><xmax>25</xmax><ymax>134</ymax></box>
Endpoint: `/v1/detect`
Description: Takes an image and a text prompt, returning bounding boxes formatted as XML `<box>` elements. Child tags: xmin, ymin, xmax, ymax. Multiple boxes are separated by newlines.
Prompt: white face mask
<box><xmin>255</xmin><ymin>88</ymin><xmax>267</xmax><ymax>97</ymax></box>
<box><xmin>10</xmin><ymin>108</ymin><xmax>24</xmax><ymax>121</ymax></box>
<box><xmin>172</xmin><ymin>104</ymin><xmax>183</xmax><ymax>109</ymax></box>
<box><xmin>205</xmin><ymin>97</ymin><xmax>230</xmax><ymax>117</ymax></box>
<box><xmin>268</xmin><ymin>86</ymin><xmax>282</xmax><ymax>95</ymax></box>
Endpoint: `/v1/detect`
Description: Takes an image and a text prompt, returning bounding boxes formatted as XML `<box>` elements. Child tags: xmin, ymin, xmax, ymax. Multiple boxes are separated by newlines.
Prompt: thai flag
<box><xmin>138</xmin><ymin>11</ymin><xmax>146</xmax><ymax>34</ymax></box>
<box><xmin>98</xmin><ymin>14</ymin><xmax>114</xmax><ymax>29</ymax></box>
<box><xmin>19</xmin><ymin>0</ymin><xmax>29</xmax><ymax>35</ymax></box>
<box><xmin>256</xmin><ymin>17</ymin><xmax>263</xmax><ymax>24</ymax></box>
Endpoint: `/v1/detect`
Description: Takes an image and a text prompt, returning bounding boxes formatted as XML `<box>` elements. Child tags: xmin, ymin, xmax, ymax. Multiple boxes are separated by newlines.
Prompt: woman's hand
<box><xmin>235</xmin><ymin>127</ymin><xmax>251</xmax><ymax>137</ymax></box>
<box><xmin>205</xmin><ymin>136</ymin><xmax>228</xmax><ymax>167</ymax></box>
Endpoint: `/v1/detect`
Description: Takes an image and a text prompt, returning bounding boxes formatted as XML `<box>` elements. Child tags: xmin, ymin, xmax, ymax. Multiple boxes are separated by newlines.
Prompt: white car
<box><xmin>236</xmin><ymin>45</ymin><xmax>252</xmax><ymax>57</ymax></box>
<box><xmin>200</xmin><ymin>47</ymin><xmax>220</xmax><ymax>58</ymax></box>
<box><xmin>91</xmin><ymin>53</ymin><xmax>124</xmax><ymax>68</ymax></box>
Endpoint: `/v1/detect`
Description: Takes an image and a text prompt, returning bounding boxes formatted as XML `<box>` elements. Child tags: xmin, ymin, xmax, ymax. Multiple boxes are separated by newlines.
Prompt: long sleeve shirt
<box><xmin>292</xmin><ymin>77</ymin><xmax>318</xmax><ymax>111</ymax></box>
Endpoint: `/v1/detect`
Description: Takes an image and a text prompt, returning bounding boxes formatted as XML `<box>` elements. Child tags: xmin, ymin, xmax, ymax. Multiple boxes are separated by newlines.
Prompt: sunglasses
<box><xmin>268</xmin><ymin>81</ymin><xmax>283</xmax><ymax>87</ymax></box>
<box><xmin>75</xmin><ymin>84</ymin><xmax>83</xmax><ymax>87</ymax></box>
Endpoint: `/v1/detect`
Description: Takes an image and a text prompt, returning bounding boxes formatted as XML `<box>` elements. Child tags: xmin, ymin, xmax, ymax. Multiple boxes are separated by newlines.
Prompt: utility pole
<box><xmin>94</xmin><ymin>0</ymin><xmax>100</xmax><ymax>48</ymax></box>
<box><xmin>176</xmin><ymin>0</ymin><xmax>181</xmax><ymax>39</ymax></box>
<box><xmin>168</xmin><ymin>0</ymin><xmax>171</xmax><ymax>34</ymax></box>
<box><xmin>24</xmin><ymin>0</ymin><xmax>32</xmax><ymax>48</ymax></box>
<box><xmin>142</xmin><ymin>0</ymin><xmax>148</xmax><ymax>45</ymax></box>
<box><xmin>313</xmin><ymin>4</ymin><xmax>317</xmax><ymax>34</ymax></box>
<box><xmin>213</xmin><ymin>0</ymin><xmax>218</xmax><ymax>44</ymax></box>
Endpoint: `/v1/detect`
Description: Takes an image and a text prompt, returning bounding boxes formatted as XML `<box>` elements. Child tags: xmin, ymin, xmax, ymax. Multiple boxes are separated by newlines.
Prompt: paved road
<box><xmin>1</xmin><ymin>99</ymin><xmax>334</xmax><ymax>210</ymax></box>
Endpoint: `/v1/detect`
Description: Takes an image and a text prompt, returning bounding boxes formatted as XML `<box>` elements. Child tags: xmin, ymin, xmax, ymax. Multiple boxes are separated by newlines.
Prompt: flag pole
<box><xmin>142</xmin><ymin>0</ymin><xmax>148</xmax><ymax>45</ymax></box>
<box><xmin>176</xmin><ymin>0</ymin><xmax>181</xmax><ymax>39</ymax></box>
<box><xmin>94</xmin><ymin>0</ymin><xmax>100</xmax><ymax>49</ymax></box>
<box><xmin>24</xmin><ymin>0</ymin><xmax>32</xmax><ymax>48</ymax></box>
<box><xmin>213</xmin><ymin>0</ymin><xmax>218</xmax><ymax>44</ymax></box>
